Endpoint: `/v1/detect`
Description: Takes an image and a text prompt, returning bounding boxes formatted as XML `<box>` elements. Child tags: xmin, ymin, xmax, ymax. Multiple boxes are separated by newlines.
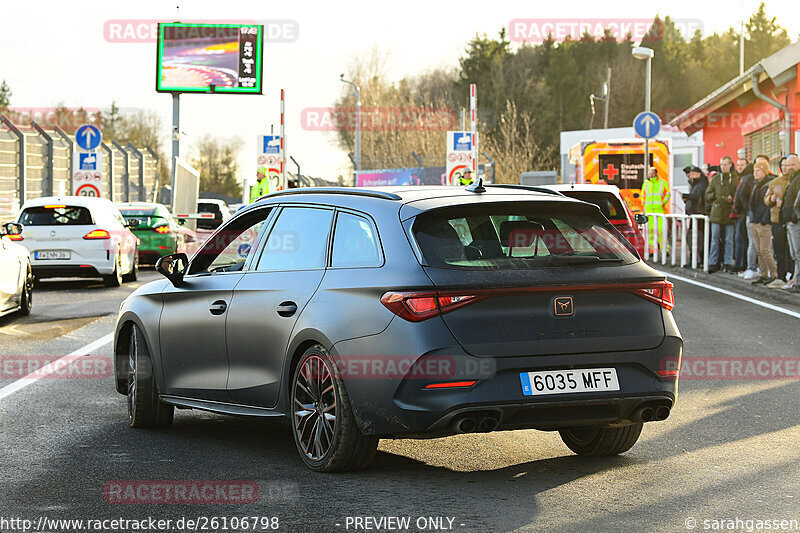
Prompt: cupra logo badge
<box><xmin>553</xmin><ymin>297</ymin><xmax>574</xmax><ymax>317</ymax></box>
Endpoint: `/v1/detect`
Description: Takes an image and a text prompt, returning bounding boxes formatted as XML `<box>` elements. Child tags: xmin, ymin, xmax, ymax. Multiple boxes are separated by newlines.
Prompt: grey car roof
<box><xmin>246</xmin><ymin>186</ymin><xmax>581</xmax><ymax>218</ymax></box>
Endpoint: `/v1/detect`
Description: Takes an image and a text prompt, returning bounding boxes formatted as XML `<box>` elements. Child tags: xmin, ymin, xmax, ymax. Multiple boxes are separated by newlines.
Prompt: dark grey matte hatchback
<box><xmin>113</xmin><ymin>183</ymin><xmax>682</xmax><ymax>472</ymax></box>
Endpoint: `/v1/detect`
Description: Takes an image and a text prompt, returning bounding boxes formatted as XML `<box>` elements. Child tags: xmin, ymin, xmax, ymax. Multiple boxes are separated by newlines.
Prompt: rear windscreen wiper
<box><xmin>546</xmin><ymin>254</ymin><xmax>622</xmax><ymax>264</ymax></box>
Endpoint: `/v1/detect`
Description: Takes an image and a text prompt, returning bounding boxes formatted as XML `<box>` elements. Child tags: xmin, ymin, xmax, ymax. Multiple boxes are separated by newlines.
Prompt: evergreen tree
<box><xmin>0</xmin><ymin>80</ymin><xmax>11</xmax><ymax>113</ymax></box>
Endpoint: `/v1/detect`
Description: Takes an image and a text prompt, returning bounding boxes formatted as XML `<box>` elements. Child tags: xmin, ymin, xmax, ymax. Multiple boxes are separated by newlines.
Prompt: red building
<box><xmin>670</xmin><ymin>42</ymin><xmax>800</xmax><ymax>169</ymax></box>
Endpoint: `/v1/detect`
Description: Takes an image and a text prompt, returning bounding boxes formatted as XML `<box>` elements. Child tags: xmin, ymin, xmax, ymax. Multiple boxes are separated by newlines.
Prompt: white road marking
<box><xmin>0</xmin><ymin>332</ymin><xmax>114</xmax><ymax>401</ymax></box>
<box><xmin>669</xmin><ymin>274</ymin><xmax>800</xmax><ymax>320</ymax></box>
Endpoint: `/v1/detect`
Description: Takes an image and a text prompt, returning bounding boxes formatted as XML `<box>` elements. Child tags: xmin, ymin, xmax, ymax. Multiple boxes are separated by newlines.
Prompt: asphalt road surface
<box><xmin>1</xmin><ymin>271</ymin><xmax>799</xmax><ymax>533</ymax></box>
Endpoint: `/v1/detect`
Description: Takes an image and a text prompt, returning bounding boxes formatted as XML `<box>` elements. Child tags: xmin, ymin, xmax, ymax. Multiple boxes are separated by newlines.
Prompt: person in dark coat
<box><xmin>705</xmin><ymin>156</ymin><xmax>740</xmax><ymax>272</ymax></box>
<box><xmin>682</xmin><ymin>166</ymin><xmax>708</xmax><ymax>267</ymax></box>
<box><xmin>683</xmin><ymin>166</ymin><xmax>708</xmax><ymax>215</ymax></box>
<box><xmin>733</xmin><ymin>157</ymin><xmax>753</xmax><ymax>273</ymax></box>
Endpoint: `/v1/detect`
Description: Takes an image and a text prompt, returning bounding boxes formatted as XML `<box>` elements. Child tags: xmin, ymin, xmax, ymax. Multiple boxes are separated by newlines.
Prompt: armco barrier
<box><xmin>642</xmin><ymin>213</ymin><xmax>710</xmax><ymax>272</ymax></box>
<box><xmin>0</xmin><ymin>114</ymin><xmax>159</xmax><ymax>221</ymax></box>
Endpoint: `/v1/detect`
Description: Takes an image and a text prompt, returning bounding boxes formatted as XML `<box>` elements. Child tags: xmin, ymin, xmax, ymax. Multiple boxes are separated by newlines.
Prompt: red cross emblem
<box><xmin>602</xmin><ymin>164</ymin><xmax>619</xmax><ymax>181</ymax></box>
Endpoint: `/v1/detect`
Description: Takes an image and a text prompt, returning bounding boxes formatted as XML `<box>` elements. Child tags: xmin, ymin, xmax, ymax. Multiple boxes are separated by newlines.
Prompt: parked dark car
<box><xmin>113</xmin><ymin>184</ymin><xmax>682</xmax><ymax>472</ymax></box>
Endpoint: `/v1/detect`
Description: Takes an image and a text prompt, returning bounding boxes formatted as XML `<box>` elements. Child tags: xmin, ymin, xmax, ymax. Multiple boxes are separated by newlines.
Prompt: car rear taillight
<box><xmin>83</xmin><ymin>229</ymin><xmax>110</xmax><ymax>239</ymax></box>
<box><xmin>633</xmin><ymin>281</ymin><xmax>674</xmax><ymax>310</ymax></box>
<box><xmin>6</xmin><ymin>233</ymin><xmax>23</xmax><ymax>241</ymax></box>
<box><xmin>153</xmin><ymin>225</ymin><xmax>171</xmax><ymax>234</ymax></box>
<box><xmin>424</xmin><ymin>380</ymin><xmax>477</xmax><ymax>389</ymax></box>
<box><xmin>381</xmin><ymin>291</ymin><xmax>481</xmax><ymax>322</ymax></box>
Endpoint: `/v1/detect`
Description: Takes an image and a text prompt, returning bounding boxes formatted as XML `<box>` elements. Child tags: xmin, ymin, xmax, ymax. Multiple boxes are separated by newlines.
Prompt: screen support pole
<box><xmin>170</xmin><ymin>92</ymin><xmax>181</xmax><ymax>210</ymax></box>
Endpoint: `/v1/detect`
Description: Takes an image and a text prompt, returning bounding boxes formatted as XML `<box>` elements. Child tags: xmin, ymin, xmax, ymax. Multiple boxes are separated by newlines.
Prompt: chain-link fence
<box><xmin>0</xmin><ymin>115</ymin><xmax>160</xmax><ymax>221</ymax></box>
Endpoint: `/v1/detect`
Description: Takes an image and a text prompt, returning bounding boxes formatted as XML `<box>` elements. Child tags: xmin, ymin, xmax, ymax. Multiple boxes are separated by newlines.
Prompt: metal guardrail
<box><xmin>0</xmin><ymin>114</ymin><xmax>160</xmax><ymax>220</ymax></box>
<box><xmin>642</xmin><ymin>213</ymin><xmax>710</xmax><ymax>272</ymax></box>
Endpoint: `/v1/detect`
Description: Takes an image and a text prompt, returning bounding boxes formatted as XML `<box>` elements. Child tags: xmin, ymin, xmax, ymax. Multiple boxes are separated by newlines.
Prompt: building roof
<box><xmin>669</xmin><ymin>41</ymin><xmax>800</xmax><ymax>135</ymax></box>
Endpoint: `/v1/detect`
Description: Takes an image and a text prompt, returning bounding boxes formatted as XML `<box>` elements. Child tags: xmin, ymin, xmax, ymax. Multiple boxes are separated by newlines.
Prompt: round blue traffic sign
<box><xmin>633</xmin><ymin>112</ymin><xmax>661</xmax><ymax>139</ymax></box>
<box><xmin>237</xmin><ymin>243</ymin><xmax>252</xmax><ymax>258</ymax></box>
<box><xmin>76</xmin><ymin>124</ymin><xmax>102</xmax><ymax>150</ymax></box>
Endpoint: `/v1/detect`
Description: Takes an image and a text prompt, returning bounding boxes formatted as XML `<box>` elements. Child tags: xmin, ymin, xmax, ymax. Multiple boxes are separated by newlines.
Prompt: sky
<box><xmin>2</xmin><ymin>0</ymin><xmax>798</xmax><ymax>193</ymax></box>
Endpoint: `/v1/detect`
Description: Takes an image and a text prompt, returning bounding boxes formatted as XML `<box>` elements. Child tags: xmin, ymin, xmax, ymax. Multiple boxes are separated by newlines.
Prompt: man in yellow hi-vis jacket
<box><xmin>641</xmin><ymin>168</ymin><xmax>671</xmax><ymax>253</ymax></box>
<box><xmin>249</xmin><ymin>166</ymin><xmax>271</xmax><ymax>204</ymax></box>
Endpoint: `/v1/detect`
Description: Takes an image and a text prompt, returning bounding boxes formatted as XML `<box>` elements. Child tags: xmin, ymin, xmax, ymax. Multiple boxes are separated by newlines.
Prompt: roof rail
<box><xmin>257</xmin><ymin>187</ymin><xmax>402</xmax><ymax>202</ymax></box>
<box><xmin>484</xmin><ymin>184</ymin><xmax>565</xmax><ymax>196</ymax></box>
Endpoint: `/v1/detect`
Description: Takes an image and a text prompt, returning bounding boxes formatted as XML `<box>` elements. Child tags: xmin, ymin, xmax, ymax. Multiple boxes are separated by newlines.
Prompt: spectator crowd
<box><xmin>681</xmin><ymin>153</ymin><xmax>800</xmax><ymax>293</ymax></box>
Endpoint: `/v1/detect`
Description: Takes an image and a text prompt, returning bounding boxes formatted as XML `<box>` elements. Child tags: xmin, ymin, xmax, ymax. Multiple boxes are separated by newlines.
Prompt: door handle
<box><xmin>277</xmin><ymin>301</ymin><xmax>298</xmax><ymax>317</ymax></box>
<box><xmin>209</xmin><ymin>300</ymin><xmax>227</xmax><ymax>315</ymax></box>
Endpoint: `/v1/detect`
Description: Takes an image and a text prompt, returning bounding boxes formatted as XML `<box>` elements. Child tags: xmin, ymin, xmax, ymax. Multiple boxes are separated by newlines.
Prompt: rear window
<box><xmin>411</xmin><ymin>203</ymin><xmax>637</xmax><ymax>269</ymax></box>
<box><xmin>560</xmin><ymin>191</ymin><xmax>628</xmax><ymax>222</ymax></box>
<box><xmin>119</xmin><ymin>207</ymin><xmax>158</xmax><ymax>217</ymax></box>
<box><xmin>197</xmin><ymin>203</ymin><xmax>223</xmax><ymax>230</ymax></box>
<box><xmin>119</xmin><ymin>207</ymin><xmax>168</xmax><ymax>227</ymax></box>
<box><xmin>19</xmin><ymin>206</ymin><xmax>93</xmax><ymax>226</ymax></box>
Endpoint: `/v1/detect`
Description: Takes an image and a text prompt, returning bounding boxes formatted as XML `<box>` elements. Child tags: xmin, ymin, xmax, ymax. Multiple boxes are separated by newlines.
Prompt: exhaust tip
<box><xmin>654</xmin><ymin>406</ymin><xmax>671</xmax><ymax>421</ymax></box>
<box><xmin>639</xmin><ymin>407</ymin><xmax>654</xmax><ymax>422</ymax></box>
<box><xmin>456</xmin><ymin>418</ymin><xmax>477</xmax><ymax>433</ymax></box>
<box><xmin>478</xmin><ymin>417</ymin><xmax>499</xmax><ymax>433</ymax></box>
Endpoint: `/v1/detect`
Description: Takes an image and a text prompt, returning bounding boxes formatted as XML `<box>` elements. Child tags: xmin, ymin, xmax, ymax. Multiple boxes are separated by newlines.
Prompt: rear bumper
<box><xmin>137</xmin><ymin>249</ymin><xmax>173</xmax><ymax>264</ymax></box>
<box><xmin>32</xmin><ymin>264</ymin><xmax>103</xmax><ymax>278</ymax></box>
<box><xmin>331</xmin><ymin>311</ymin><xmax>682</xmax><ymax>437</ymax></box>
<box><xmin>26</xmin><ymin>240</ymin><xmax>117</xmax><ymax>276</ymax></box>
<box><xmin>134</xmin><ymin>234</ymin><xmax>178</xmax><ymax>261</ymax></box>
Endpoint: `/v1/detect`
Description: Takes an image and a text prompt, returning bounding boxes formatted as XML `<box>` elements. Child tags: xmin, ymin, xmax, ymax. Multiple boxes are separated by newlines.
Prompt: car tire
<box><xmin>18</xmin><ymin>265</ymin><xmax>32</xmax><ymax>316</ymax></box>
<box><xmin>291</xmin><ymin>344</ymin><xmax>378</xmax><ymax>472</ymax></box>
<box><xmin>127</xmin><ymin>323</ymin><xmax>174</xmax><ymax>428</ymax></box>
<box><xmin>103</xmin><ymin>254</ymin><xmax>122</xmax><ymax>287</ymax></box>
<box><xmin>122</xmin><ymin>252</ymin><xmax>138</xmax><ymax>282</ymax></box>
<box><xmin>559</xmin><ymin>422</ymin><xmax>643</xmax><ymax>456</ymax></box>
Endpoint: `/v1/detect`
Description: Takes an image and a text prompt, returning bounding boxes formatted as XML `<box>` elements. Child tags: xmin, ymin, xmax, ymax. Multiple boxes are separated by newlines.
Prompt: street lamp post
<box><xmin>632</xmin><ymin>46</ymin><xmax>654</xmax><ymax>181</ymax></box>
<box><xmin>340</xmin><ymin>74</ymin><xmax>361</xmax><ymax>184</ymax></box>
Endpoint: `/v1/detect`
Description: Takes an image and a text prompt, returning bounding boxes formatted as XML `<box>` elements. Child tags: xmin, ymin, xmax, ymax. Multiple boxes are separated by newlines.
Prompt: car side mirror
<box><xmin>2</xmin><ymin>222</ymin><xmax>22</xmax><ymax>236</ymax></box>
<box><xmin>155</xmin><ymin>253</ymin><xmax>189</xmax><ymax>286</ymax></box>
<box><xmin>634</xmin><ymin>213</ymin><xmax>648</xmax><ymax>225</ymax></box>
<box><xmin>125</xmin><ymin>218</ymin><xmax>142</xmax><ymax>228</ymax></box>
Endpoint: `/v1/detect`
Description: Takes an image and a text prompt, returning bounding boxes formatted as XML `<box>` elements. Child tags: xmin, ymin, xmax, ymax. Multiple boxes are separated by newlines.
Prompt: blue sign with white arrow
<box><xmin>633</xmin><ymin>112</ymin><xmax>661</xmax><ymax>139</ymax></box>
<box><xmin>76</xmin><ymin>124</ymin><xmax>101</xmax><ymax>150</ymax></box>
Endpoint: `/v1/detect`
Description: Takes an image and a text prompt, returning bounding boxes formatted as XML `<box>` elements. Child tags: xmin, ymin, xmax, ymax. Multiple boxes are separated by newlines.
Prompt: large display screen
<box><xmin>156</xmin><ymin>23</ymin><xmax>263</xmax><ymax>94</ymax></box>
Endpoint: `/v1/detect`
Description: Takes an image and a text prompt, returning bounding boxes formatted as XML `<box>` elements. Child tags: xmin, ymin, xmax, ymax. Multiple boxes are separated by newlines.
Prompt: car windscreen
<box><xmin>411</xmin><ymin>202</ymin><xmax>638</xmax><ymax>269</ymax></box>
<box><xmin>559</xmin><ymin>191</ymin><xmax>629</xmax><ymax>223</ymax></box>
<box><xmin>19</xmin><ymin>206</ymin><xmax>94</xmax><ymax>226</ymax></box>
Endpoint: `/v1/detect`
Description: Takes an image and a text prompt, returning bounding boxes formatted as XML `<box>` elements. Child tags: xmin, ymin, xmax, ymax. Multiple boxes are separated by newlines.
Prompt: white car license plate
<box><xmin>520</xmin><ymin>368</ymin><xmax>620</xmax><ymax>396</ymax></box>
<box><xmin>35</xmin><ymin>250</ymin><xmax>71</xmax><ymax>260</ymax></box>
